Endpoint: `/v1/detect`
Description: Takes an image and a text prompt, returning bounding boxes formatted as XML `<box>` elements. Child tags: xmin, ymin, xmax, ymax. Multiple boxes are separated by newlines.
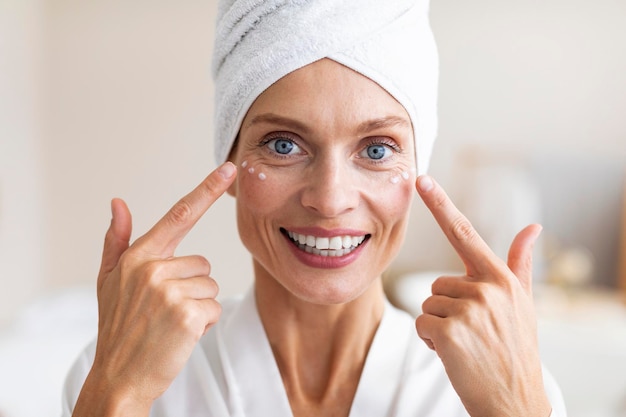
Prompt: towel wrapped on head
<box><xmin>212</xmin><ymin>0</ymin><xmax>439</xmax><ymax>175</ymax></box>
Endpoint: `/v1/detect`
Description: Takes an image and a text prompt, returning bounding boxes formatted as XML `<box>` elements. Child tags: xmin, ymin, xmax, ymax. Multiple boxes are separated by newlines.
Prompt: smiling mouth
<box><xmin>281</xmin><ymin>228</ymin><xmax>370</xmax><ymax>257</ymax></box>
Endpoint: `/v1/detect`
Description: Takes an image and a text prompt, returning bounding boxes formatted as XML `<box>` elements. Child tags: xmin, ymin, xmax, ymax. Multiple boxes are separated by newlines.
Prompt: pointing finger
<box><xmin>416</xmin><ymin>175</ymin><xmax>501</xmax><ymax>276</ymax></box>
<box><xmin>137</xmin><ymin>162</ymin><xmax>237</xmax><ymax>257</ymax></box>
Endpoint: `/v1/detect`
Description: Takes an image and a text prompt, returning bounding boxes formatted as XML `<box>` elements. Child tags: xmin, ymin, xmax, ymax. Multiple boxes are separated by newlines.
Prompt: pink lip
<box><xmin>281</xmin><ymin>228</ymin><xmax>369</xmax><ymax>269</ymax></box>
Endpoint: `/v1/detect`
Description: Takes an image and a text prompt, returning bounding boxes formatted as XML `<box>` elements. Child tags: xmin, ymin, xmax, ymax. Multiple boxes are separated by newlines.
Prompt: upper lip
<box><xmin>281</xmin><ymin>226</ymin><xmax>369</xmax><ymax>238</ymax></box>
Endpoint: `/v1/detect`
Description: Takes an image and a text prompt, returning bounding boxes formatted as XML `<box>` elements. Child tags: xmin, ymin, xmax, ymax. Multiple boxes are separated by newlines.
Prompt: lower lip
<box><xmin>283</xmin><ymin>234</ymin><xmax>368</xmax><ymax>269</ymax></box>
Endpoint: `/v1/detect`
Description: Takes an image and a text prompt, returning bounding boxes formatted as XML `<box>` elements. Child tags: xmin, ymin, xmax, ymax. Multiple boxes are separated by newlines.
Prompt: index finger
<box><xmin>416</xmin><ymin>175</ymin><xmax>501</xmax><ymax>276</ymax></box>
<box><xmin>138</xmin><ymin>162</ymin><xmax>237</xmax><ymax>257</ymax></box>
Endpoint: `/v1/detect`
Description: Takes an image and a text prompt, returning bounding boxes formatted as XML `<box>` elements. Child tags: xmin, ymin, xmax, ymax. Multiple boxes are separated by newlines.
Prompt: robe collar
<box><xmin>217</xmin><ymin>288</ymin><xmax>413</xmax><ymax>417</ymax></box>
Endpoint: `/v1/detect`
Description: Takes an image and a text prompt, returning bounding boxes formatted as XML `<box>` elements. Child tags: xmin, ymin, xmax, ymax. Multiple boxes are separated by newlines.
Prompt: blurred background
<box><xmin>0</xmin><ymin>0</ymin><xmax>625</xmax><ymax>416</ymax></box>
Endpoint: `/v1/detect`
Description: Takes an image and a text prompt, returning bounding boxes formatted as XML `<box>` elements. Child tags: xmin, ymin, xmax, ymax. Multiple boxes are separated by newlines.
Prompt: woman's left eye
<box><xmin>360</xmin><ymin>143</ymin><xmax>394</xmax><ymax>161</ymax></box>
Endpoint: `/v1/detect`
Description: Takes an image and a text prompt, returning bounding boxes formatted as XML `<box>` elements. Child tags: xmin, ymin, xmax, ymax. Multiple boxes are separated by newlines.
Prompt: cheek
<box><xmin>361</xmin><ymin>170</ymin><xmax>414</xmax><ymax>253</ymax></box>
<box><xmin>364</xmin><ymin>168</ymin><xmax>415</xmax><ymax>216</ymax></box>
<box><xmin>236</xmin><ymin>156</ymin><xmax>415</xmax><ymax>217</ymax></box>
<box><xmin>235</xmin><ymin>161</ymin><xmax>289</xmax><ymax>256</ymax></box>
<box><xmin>382</xmin><ymin>180</ymin><xmax>414</xmax><ymax>219</ymax></box>
<box><xmin>236</xmin><ymin>159</ymin><xmax>294</xmax><ymax>213</ymax></box>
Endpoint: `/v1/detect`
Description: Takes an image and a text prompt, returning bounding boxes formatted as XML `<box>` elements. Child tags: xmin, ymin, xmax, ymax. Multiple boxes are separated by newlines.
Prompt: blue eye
<box><xmin>362</xmin><ymin>144</ymin><xmax>392</xmax><ymax>160</ymax></box>
<box><xmin>266</xmin><ymin>138</ymin><xmax>300</xmax><ymax>155</ymax></box>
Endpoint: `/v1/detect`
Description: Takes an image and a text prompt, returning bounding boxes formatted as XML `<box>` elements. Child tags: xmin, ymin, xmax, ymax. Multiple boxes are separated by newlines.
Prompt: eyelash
<box><xmin>258</xmin><ymin>133</ymin><xmax>403</xmax><ymax>163</ymax></box>
<box><xmin>258</xmin><ymin>132</ymin><xmax>303</xmax><ymax>159</ymax></box>
<box><xmin>361</xmin><ymin>138</ymin><xmax>402</xmax><ymax>164</ymax></box>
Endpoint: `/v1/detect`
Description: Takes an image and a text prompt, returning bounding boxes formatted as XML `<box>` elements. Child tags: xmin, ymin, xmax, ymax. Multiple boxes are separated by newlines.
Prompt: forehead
<box><xmin>242</xmin><ymin>58</ymin><xmax>412</xmax><ymax>133</ymax></box>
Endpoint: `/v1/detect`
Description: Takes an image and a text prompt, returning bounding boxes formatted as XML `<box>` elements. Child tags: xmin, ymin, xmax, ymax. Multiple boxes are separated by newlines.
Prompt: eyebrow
<box><xmin>244</xmin><ymin>113</ymin><xmax>410</xmax><ymax>135</ymax></box>
<box><xmin>244</xmin><ymin>113</ymin><xmax>312</xmax><ymax>134</ymax></box>
<box><xmin>355</xmin><ymin>115</ymin><xmax>411</xmax><ymax>135</ymax></box>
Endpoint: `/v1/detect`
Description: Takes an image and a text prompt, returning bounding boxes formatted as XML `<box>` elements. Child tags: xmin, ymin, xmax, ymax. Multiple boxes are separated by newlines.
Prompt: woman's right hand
<box><xmin>72</xmin><ymin>162</ymin><xmax>237</xmax><ymax>417</ymax></box>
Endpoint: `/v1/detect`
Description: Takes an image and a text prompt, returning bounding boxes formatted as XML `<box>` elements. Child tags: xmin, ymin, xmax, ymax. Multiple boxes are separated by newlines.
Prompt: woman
<box><xmin>63</xmin><ymin>1</ymin><xmax>566</xmax><ymax>416</ymax></box>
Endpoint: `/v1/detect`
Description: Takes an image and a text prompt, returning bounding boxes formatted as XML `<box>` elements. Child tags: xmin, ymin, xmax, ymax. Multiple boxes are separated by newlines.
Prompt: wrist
<box><xmin>72</xmin><ymin>368</ymin><xmax>153</xmax><ymax>417</ymax></box>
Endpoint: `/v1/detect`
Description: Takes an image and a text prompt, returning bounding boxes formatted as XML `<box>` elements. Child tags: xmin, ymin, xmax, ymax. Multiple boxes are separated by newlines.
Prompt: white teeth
<box><xmin>287</xmin><ymin>231</ymin><xmax>367</xmax><ymax>257</ymax></box>
<box><xmin>316</xmin><ymin>237</ymin><xmax>330</xmax><ymax>250</ymax></box>
<box><xmin>329</xmin><ymin>236</ymin><xmax>343</xmax><ymax>250</ymax></box>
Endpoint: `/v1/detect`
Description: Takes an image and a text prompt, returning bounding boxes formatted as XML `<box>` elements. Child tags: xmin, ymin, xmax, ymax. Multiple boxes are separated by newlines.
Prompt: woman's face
<box><xmin>230</xmin><ymin>58</ymin><xmax>416</xmax><ymax>305</ymax></box>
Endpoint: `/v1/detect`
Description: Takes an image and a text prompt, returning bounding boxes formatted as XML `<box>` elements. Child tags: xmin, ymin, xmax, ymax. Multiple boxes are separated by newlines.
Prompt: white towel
<box><xmin>212</xmin><ymin>0</ymin><xmax>439</xmax><ymax>175</ymax></box>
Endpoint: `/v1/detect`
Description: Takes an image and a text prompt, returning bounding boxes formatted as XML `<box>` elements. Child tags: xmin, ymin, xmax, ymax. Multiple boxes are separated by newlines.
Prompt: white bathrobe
<box><xmin>61</xmin><ymin>289</ymin><xmax>567</xmax><ymax>416</ymax></box>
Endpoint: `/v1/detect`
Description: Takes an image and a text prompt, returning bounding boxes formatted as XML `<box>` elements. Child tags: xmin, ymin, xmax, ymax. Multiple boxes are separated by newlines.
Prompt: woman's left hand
<box><xmin>414</xmin><ymin>175</ymin><xmax>551</xmax><ymax>417</ymax></box>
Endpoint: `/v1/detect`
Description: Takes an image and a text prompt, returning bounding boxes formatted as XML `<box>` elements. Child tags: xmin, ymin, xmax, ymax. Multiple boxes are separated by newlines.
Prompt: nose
<box><xmin>300</xmin><ymin>156</ymin><xmax>359</xmax><ymax>217</ymax></box>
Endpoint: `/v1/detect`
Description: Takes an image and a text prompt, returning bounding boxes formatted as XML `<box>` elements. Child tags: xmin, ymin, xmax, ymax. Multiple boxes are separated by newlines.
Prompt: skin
<box><xmin>228</xmin><ymin>58</ymin><xmax>417</xmax><ymax>416</ymax></box>
<box><xmin>72</xmin><ymin>163</ymin><xmax>236</xmax><ymax>416</ymax></box>
<box><xmin>71</xmin><ymin>59</ymin><xmax>551</xmax><ymax>417</ymax></box>
<box><xmin>415</xmin><ymin>176</ymin><xmax>551</xmax><ymax>417</ymax></box>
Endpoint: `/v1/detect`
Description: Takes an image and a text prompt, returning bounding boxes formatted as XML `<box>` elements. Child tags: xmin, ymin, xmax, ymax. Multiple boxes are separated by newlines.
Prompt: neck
<box><xmin>254</xmin><ymin>261</ymin><xmax>386</xmax><ymax>413</ymax></box>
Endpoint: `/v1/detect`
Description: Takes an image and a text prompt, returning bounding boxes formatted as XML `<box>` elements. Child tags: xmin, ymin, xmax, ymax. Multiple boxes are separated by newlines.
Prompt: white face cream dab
<box><xmin>241</xmin><ymin>161</ymin><xmax>267</xmax><ymax>181</ymax></box>
<box><xmin>389</xmin><ymin>170</ymin><xmax>412</xmax><ymax>184</ymax></box>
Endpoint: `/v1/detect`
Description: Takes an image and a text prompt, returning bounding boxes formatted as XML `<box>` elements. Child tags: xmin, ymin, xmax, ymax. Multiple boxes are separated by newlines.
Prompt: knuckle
<box><xmin>178</xmin><ymin>300</ymin><xmax>223</xmax><ymax>338</ymax></box>
<box><xmin>117</xmin><ymin>251</ymin><xmax>134</xmax><ymax>273</ymax></box>
<box><xmin>449</xmin><ymin>216</ymin><xmax>476</xmax><ymax>243</ymax></box>
<box><xmin>202</xmin><ymin>300</ymin><xmax>222</xmax><ymax>326</ymax></box>
<box><xmin>414</xmin><ymin>314</ymin><xmax>426</xmax><ymax>333</ymax></box>
<box><xmin>199</xmin><ymin>177</ymin><xmax>222</xmax><ymax>200</ymax></box>
<box><xmin>142</xmin><ymin>261</ymin><xmax>167</xmax><ymax>286</ymax></box>
<box><xmin>197</xmin><ymin>256</ymin><xmax>212</xmax><ymax>275</ymax></box>
<box><xmin>431</xmin><ymin>276</ymin><xmax>448</xmax><ymax>295</ymax></box>
<box><xmin>469</xmin><ymin>281</ymin><xmax>490</xmax><ymax>303</ymax></box>
<box><xmin>158</xmin><ymin>286</ymin><xmax>179</xmax><ymax>310</ymax></box>
<box><xmin>431</xmin><ymin>191</ymin><xmax>448</xmax><ymax>211</ymax></box>
<box><xmin>439</xmin><ymin>318</ymin><xmax>462</xmax><ymax>341</ymax></box>
<box><xmin>202</xmin><ymin>301</ymin><xmax>223</xmax><ymax>336</ymax></box>
<box><xmin>456</xmin><ymin>299</ymin><xmax>474</xmax><ymax>317</ymax></box>
<box><xmin>209</xmin><ymin>299</ymin><xmax>222</xmax><ymax>320</ymax></box>
<box><xmin>167</xmin><ymin>198</ymin><xmax>194</xmax><ymax>226</ymax></box>
<box><xmin>499</xmin><ymin>276</ymin><xmax>516</xmax><ymax>295</ymax></box>
<box><xmin>420</xmin><ymin>295</ymin><xmax>438</xmax><ymax>315</ymax></box>
<box><xmin>177</xmin><ymin>305</ymin><xmax>198</xmax><ymax>334</ymax></box>
<box><xmin>207</xmin><ymin>277</ymin><xmax>220</xmax><ymax>298</ymax></box>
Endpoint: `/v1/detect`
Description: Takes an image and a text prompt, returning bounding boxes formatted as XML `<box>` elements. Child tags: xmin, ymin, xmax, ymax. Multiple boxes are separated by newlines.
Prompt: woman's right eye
<box><xmin>265</xmin><ymin>137</ymin><xmax>302</xmax><ymax>156</ymax></box>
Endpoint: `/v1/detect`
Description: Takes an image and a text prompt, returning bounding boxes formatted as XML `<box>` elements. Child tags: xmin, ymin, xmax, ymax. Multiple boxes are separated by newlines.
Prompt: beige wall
<box><xmin>40</xmin><ymin>1</ymin><xmax>252</xmax><ymax>306</ymax></box>
<box><xmin>399</xmin><ymin>0</ymin><xmax>626</xmax><ymax>285</ymax></box>
<box><xmin>0</xmin><ymin>0</ymin><xmax>45</xmax><ymax>325</ymax></box>
<box><xmin>1</xmin><ymin>0</ymin><xmax>625</xmax><ymax>323</ymax></box>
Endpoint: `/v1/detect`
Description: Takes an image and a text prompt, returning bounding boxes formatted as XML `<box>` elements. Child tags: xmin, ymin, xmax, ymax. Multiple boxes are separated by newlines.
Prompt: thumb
<box><xmin>507</xmin><ymin>224</ymin><xmax>542</xmax><ymax>295</ymax></box>
<box><xmin>98</xmin><ymin>198</ymin><xmax>132</xmax><ymax>288</ymax></box>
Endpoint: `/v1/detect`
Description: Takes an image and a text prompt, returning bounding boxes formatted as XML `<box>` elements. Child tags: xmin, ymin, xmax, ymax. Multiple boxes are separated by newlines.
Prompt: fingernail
<box><xmin>218</xmin><ymin>162</ymin><xmax>236</xmax><ymax>179</ymax></box>
<box><xmin>417</xmin><ymin>175</ymin><xmax>434</xmax><ymax>192</ymax></box>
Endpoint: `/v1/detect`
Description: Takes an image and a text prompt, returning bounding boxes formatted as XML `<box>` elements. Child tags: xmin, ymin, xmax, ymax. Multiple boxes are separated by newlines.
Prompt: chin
<box><xmin>287</xmin><ymin>276</ymin><xmax>378</xmax><ymax>306</ymax></box>
<box><xmin>252</xmin><ymin>257</ymin><xmax>385</xmax><ymax>306</ymax></box>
